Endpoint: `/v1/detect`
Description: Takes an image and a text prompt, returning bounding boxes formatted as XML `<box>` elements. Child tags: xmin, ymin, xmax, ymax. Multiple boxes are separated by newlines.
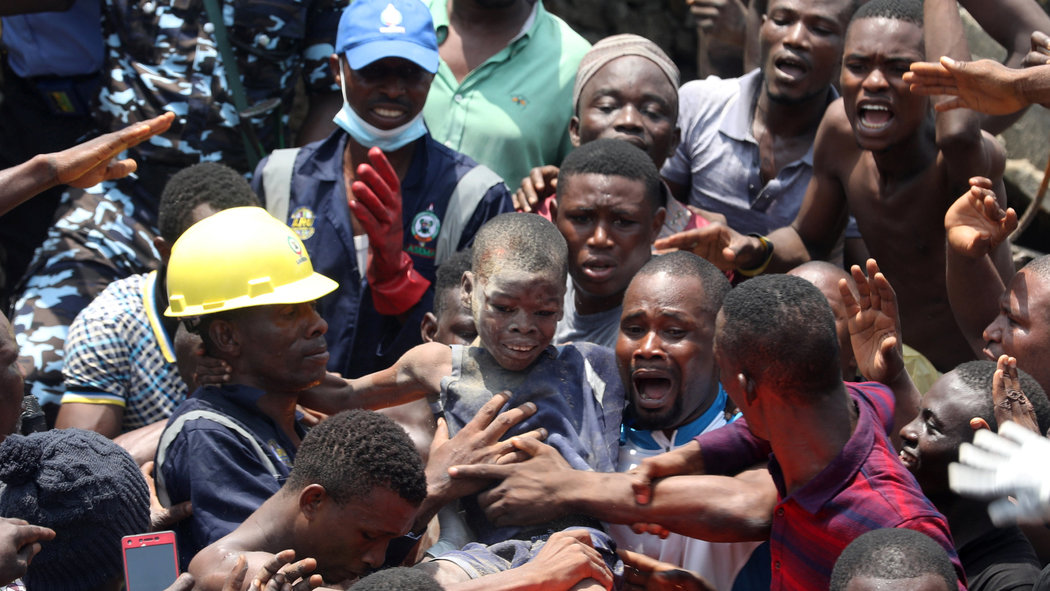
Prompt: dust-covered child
<box><xmin>352</xmin><ymin>213</ymin><xmax>624</xmax><ymax>588</ymax></box>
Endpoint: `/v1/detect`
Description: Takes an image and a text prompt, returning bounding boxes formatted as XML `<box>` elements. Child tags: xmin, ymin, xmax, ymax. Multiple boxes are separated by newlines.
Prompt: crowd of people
<box><xmin>4</xmin><ymin>0</ymin><xmax>1050</xmax><ymax>589</ymax></box>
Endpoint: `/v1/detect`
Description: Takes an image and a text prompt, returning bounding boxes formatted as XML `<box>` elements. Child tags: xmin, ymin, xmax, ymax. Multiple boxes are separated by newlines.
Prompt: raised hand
<box><xmin>945</xmin><ymin>176</ymin><xmax>1016</xmax><ymax>258</ymax></box>
<box><xmin>951</xmin><ymin>421</ymin><xmax>1050</xmax><ymax>525</ymax></box>
<box><xmin>689</xmin><ymin>0</ymin><xmax>746</xmax><ymax>45</ymax></box>
<box><xmin>513</xmin><ymin>165</ymin><xmax>559</xmax><ymax>213</ymax></box>
<box><xmin>986</xmin><ymin>355</ymin><xmax>1041</xmax><ymax>435</ymax></box>
<box><xmin>54</xmin><ymin>112</ymin><xmax>175</xmax><ymax>188</ymax></box>
<box><xmin>839</xmin><ymin>259</ymin><xmax>904</xmax><ymax>385</ymax></box>
<box><xmin>906</xmin><ymin>57</ymin><xmax>1029</xmax><ymax>115</ymax></box>
<box><xmin>653</xmin><ymin>223</ymin><xmax>760</xmax><ymax>272</ymax></box>
<box><xmin>349</xmin><ymin>147</ymin><xmax>429</xmax><ymax>316</ymax></box>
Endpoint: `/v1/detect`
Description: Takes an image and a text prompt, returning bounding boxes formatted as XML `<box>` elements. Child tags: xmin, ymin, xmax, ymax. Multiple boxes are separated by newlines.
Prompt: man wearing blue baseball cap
<box><xmin>252</xmin><ymin>0</ymin><xmax>512</xmax><ymax>380</ymax></box>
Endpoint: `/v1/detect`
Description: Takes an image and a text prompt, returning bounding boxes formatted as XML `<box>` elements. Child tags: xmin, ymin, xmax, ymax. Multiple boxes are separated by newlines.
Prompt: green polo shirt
<box><xmin>423</xmin><ymin>0</ymin><xmax>590</xmax><ymax>188</ymax></box>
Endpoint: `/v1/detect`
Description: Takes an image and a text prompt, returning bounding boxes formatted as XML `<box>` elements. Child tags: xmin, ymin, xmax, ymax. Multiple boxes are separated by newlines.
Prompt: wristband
<box><xmin>738</xmin><ymin>233</ymin><xmax>774</xmax><ymax>277</ymax></box>
<box><xmin>367</xmin><ymin>251</ymin><xmax>431</xmax><ymax>315</ymax></box>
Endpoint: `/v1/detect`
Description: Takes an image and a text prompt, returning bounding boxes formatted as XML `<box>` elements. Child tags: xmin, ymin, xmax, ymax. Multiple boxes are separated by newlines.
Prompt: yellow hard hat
<box><xmin>165</xmin><ymin>206</ymin><xmax>338</xmax><ymax>317</ymax></box>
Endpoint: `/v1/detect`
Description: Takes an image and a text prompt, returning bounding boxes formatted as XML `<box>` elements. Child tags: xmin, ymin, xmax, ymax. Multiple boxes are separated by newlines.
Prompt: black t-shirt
<box><xmin>961</xmin><ymin>525</ymin><xmax>1040</xmax><ymax>591</ymax></box>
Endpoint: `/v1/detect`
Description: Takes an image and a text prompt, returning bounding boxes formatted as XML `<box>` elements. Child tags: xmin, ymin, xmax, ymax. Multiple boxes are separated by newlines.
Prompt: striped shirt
<box><xmin>697</xmin><ymin>382</ymin><xmax>965</xmax><ymax>590</ymax></box>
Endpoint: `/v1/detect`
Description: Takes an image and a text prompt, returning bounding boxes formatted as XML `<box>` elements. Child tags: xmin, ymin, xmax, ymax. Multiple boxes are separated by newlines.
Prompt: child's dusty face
<box><xmin>464</xmin><ymin>268</ymin><xmax>565</xmax><ymax>371</ymax></box>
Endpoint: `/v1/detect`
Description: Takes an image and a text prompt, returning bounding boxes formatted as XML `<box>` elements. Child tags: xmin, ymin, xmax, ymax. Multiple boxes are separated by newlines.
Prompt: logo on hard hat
<box><xmin>287</xmin><ymin>236</ymin><xmax>307</xmax><ymax>265</ymax></box>
<box><xmin>379</xmin><ymin>3</ymin><xmax>405</xmax><ymax>33</ymax></box>
<box><xmin>290</xmin><ymin>207</ymin><xmax>316</xmax><ymax>240</ymax></box>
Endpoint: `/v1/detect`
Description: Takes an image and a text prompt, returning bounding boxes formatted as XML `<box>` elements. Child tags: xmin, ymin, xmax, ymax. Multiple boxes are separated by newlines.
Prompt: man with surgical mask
<box><xmin>252</xmin><ymin>0</ymin><xmax>512</xmax><ymax>379</ymax></box>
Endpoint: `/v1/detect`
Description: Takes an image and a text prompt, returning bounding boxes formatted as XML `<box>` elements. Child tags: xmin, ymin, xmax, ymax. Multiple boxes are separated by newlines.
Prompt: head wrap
<box><xmin>572</xmin><ymin>34</ymin><xmax>681</xmax><ymax>112</ymax></box>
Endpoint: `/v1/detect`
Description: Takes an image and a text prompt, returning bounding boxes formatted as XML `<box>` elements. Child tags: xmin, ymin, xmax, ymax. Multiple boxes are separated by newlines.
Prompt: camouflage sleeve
<box><xmin>302</xmin><ymin>0</ymin><xmax>349</xmax><ymax>94</ymax></box>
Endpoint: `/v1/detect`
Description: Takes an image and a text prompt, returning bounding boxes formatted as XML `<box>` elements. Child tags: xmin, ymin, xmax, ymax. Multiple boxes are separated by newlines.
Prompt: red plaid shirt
<box><xmin>697</xmin><ymin>382</ymin><xmax>966</xmax><ymax>590</ymax></box>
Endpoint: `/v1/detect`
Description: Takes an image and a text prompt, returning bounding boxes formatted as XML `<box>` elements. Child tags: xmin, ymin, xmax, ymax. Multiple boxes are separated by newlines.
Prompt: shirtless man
<box><xmin>660</xmin><ymin>0</ymin><xmax>1013</xmax><ymax>372</ymax></box>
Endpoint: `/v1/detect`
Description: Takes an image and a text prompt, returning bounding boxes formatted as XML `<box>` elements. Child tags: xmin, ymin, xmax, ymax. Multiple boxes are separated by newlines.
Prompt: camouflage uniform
<box><xmin>12</xmin><ymin>0</ymin><xmax>345</xmax><ymax>415</ymax></box>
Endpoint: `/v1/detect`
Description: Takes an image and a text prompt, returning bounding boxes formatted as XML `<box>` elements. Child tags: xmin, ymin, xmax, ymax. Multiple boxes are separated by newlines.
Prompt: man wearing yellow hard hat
<box><xmin>153</xmin><ymin>206</ymin><xmax>338</xmax><ymax>568</ymax></box>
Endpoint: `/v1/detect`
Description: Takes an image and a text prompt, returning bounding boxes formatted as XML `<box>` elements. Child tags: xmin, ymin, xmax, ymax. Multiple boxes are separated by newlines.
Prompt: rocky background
<box><xmin>545</xmin><ymin>0</ymin><xmax>1050</xmax><ymax>256</ymax></box>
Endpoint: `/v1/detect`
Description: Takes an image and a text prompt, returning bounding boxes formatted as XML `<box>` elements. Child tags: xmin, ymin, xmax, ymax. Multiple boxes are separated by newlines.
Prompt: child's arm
<box><xmin>297</xmin><ymin>342</ymin><xmax>451</xmax><ymax>413</ymax></box>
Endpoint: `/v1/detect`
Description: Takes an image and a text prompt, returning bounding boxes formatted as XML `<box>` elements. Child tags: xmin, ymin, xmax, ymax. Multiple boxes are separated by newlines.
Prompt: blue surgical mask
<box><xmin>333</xmin><ymin>81</ymin><xmax>427</xmax><ymax>152</ymax></box>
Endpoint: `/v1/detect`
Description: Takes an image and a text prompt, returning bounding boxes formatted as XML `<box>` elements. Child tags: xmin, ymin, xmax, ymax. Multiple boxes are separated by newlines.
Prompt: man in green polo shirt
<box><xmin>422</xmin><ymin>0</ymin><xmax>590</xmax><ymax>187</ymax></box>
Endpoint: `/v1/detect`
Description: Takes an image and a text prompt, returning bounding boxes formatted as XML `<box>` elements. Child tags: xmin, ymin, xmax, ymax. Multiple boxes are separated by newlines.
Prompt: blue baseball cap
<box><xmin>336</xmin><ymin>0</ymin><xmax>439</xmax><ymax>74</ymax></box>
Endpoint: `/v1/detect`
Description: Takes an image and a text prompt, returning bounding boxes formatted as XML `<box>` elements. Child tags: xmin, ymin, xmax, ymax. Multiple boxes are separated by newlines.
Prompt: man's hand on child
<box><xmin>426</xmin><ymin>392</ymin><xmax>546</xmax><ymax>503</ymax></box>
<box><xmin>450</xmin><ymin>437</ymin><xmax>573</xmax><ymax>527</ymax></box>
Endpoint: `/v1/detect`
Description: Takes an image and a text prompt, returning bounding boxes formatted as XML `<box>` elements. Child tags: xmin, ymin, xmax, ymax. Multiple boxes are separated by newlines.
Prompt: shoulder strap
<box><xmin>261</xmin><ymin>147</ymin><xmax>301</xmax><ymax>224</ymax></box>
<box><xmin>154</xmin><ymin>409</ymin><xmax>281</xmax><ymax>507</ymax></box>
<box><xmin>435</xmin><ymin>164</ymin><xmax>504</xmax><ymax>266</ymax></box>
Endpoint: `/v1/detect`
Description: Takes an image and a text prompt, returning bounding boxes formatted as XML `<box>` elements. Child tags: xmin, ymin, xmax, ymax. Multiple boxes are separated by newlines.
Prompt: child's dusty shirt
<box><xmin>438</xmin><ymin>342</ymin><xmax>626</xmax><ymax>543</ymax></box>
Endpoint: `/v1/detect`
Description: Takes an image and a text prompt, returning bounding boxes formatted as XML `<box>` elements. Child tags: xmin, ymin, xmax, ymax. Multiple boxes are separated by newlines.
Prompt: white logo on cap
<box><xmin>379</xmin><ymin>3</ymin><xmax>406</xmax><ymax>34</ymax></box>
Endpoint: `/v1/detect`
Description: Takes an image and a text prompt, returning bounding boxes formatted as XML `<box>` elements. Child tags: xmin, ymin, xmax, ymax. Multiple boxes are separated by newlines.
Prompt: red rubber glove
<box><xmin>349</xmin><ymin>147</ymin><xmax>430</xmax><ymax>315</ymax></box>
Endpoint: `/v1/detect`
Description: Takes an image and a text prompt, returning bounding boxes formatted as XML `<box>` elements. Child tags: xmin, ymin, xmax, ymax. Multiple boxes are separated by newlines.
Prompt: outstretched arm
<box><xmin>944</xmin><ymin>177</ymin><xmax>1016</xmax><ymax>357</ymax></box>
<box><xmin>0</xmin><ymin>112</ymin><xmax>174</xmax><ymax>218</ymax></box>
<box><xmin>925</xmin><ymin>0</ymin><xmax>1005</xmax><ymax>188</ymax></box>
<box><xmin>906</xmin><ymin>57</ymin><xmax>1046</xmax><ymax>115</ymax></box>
<box><xmin>840</xmin><ymin>259</ymin><xmax>919</xmax><ymax>449</ymax></box>
<box><xmin>413</xmin><ymin>393</ymin><xmax>547</xmax><ymax>531</ymax></box>
<box><xmin>958</xmin><ymin>0</ymin><xmax>1050</xmax><ymax>132</ymax></box>
<box><xmin>450</xmin><ymin>438</ymin><xmax>774</xmax><ymax>543</ymax></box>
<box><xmin>298</xmin><ymin>342</ymin><xmax>450</xmax><ymax>413</ymax></box>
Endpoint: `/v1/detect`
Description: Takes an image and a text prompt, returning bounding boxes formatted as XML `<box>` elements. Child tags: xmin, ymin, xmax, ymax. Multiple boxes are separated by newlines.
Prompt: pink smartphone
<box><xmin>122</xmin><ymin>531</ymin><xmax>180</xmax><ymax>591</ymax></box>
